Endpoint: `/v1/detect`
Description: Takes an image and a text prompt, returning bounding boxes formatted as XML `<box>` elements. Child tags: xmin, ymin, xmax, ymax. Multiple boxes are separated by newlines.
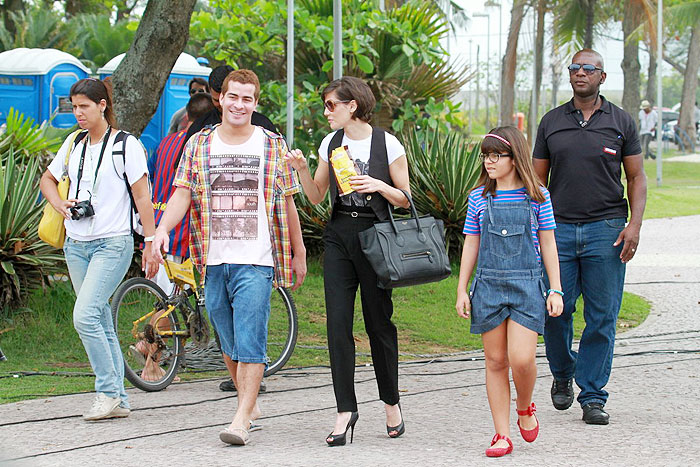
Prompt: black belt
<box><xmin>336</xmin><ymin>209</ymin><xmax>376</xmax><ymax>218</ymax></box>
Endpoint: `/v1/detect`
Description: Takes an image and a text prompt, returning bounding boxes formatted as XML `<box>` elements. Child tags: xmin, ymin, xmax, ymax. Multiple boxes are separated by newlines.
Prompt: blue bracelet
<box><xmin>547</xmin><ymin>288</ymin><xmax>564</xmax><ymax>297</ymax></box>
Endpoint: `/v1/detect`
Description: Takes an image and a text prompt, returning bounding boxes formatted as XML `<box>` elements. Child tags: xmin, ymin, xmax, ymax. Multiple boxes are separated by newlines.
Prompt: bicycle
<box><xmin>111</xmin><ymin>258</ymin><xmax>298</xmax><ymax>392</ymax></box>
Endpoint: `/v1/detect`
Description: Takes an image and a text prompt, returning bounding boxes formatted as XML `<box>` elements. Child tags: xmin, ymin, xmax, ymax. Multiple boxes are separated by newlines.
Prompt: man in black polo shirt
<box><xmin>533</xmin><ymin>49</ymin><xmax>647</xmax><ymax>425</ymax></box>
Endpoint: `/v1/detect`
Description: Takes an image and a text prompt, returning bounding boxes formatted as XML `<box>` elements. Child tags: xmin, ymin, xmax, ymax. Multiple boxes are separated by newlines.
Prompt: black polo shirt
<box><xmin>533</xmin><ymin>95</ymin><xmax>641</xmax><ymax>223</ymax></box>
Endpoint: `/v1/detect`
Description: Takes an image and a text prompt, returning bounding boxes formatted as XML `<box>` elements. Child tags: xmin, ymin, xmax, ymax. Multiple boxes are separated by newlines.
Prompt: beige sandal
<box><xmin>219</xmin><ymin>427</ymin><xmax>249</xmax><ymax>445</ymax></box>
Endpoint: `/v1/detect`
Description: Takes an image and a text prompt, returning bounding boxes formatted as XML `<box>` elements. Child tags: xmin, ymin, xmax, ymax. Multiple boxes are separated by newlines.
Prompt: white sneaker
<box><xmin>108</xmin><ymin>406</ymin><xmax>131</xmax><ymax>418</ymax></box>
<box><xmin>83</xmin><ymin>393</ymin><xmax>121</xmax><ymax>421</ymax></box>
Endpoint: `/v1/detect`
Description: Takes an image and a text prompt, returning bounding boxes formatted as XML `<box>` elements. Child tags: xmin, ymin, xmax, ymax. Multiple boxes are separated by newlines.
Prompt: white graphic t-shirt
<box><xmin>206</xmin><ymin>127</ymin><xmax>273</xmax><ymax>267</ymax></box>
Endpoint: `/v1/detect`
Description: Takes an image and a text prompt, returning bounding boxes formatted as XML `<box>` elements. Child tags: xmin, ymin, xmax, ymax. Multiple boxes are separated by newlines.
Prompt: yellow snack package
<box><xmin>330</xmin><ymin>145</ymin><xmax>357</xmax><ymax>196</ymax></box>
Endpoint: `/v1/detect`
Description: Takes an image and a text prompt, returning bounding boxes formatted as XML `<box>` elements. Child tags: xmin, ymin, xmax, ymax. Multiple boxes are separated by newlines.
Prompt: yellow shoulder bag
<box><xmin>38</xmin><ymin>130</ymin><xmax>83</xmax><ymax>249</ymax></box>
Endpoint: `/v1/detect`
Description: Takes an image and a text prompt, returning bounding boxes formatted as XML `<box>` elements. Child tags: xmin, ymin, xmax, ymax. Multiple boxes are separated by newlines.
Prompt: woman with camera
<box><xmin>285</xmin><ymin>76</ymin><xmax>410</xmax><ymax>445</ymax></box>
<box><xmin>40</xmin><ymin>78</ymin><xmax>158</xmax><ymax>421</ymax></box>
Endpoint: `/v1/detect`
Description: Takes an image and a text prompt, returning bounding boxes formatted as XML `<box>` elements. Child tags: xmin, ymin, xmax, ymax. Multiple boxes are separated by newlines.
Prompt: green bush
<box><xmin>0</xmin><ymin>110</ymin><xmax>67</xmax><ymax>316</ymax></box>
<box><xmin>0</xmin><ymin>149</ymin><xmax>65</xmax><ymax>314</ymax></box>
<box><xmin>404</xmin><ymin>127</ymin><xmax>482</xmax><ymax>260</ymax></box>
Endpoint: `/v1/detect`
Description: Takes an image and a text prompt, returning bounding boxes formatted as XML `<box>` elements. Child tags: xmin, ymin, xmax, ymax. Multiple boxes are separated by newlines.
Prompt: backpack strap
<box><xmin>63</xmin><ymin>130</ymin><xmax>88</xmax><ymax>171</ymax></box>
<box><xmin>112</xmin><ymin>130</ymin><xmax>144</xmax><ymax>242</ymax></box>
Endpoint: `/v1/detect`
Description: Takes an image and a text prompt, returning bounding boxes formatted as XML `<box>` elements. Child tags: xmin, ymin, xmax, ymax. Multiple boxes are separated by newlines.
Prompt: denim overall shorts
<box><xmin>469</xmin><ymin>192</ymin><xmax>547</xmax><ymax>334</ymax></box>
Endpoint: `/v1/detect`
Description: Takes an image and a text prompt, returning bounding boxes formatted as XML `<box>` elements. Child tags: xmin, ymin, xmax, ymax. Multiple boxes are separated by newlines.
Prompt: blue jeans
<box><xmin>544</xmin><ymin>219</ymin><xmax>626</xmax><ymax>407</ymax></box>
<box><xmin>205</xmin><ymin>264</ymin><xmax>273</xmax><ymax>365</ymax></box>
<box><xmin>63</xmin><ymin>235</ymin><xmax>133</xmax><ymax>407</ymax></box>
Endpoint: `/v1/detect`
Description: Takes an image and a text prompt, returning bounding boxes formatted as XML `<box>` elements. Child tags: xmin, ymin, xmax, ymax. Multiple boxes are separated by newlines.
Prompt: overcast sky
<box><xmin>450</xmin><ymin>0</ymin><xmax>652</xmax><ymax>92</ymax></box>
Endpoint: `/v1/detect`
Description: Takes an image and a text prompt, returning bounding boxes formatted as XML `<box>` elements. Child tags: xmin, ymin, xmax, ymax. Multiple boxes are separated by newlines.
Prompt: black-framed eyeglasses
<box><xmin>568</xmin><ymin>63</ymin><xmax>604</xmax><ymax>75</ymax></box>
<box><xmin>324</xmin><ymin>99</ymin><xmax>350</xmax><ymax>112</ymax></box>
<box><xmin>479</xmin><ymin>152</ymin><xmax>512</xmax><ymax>163</ymax></box>
<box><xmin>189</xmin><ymin>88</ymin><xmax>206</xmax><ymax>95</ymax></box>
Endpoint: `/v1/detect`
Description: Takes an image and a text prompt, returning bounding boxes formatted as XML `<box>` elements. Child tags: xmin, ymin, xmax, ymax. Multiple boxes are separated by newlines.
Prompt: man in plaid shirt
<box><xmin>153</xmin><ymin>69</ymin><xmax>306</xmax><ymax>446</ymax></box>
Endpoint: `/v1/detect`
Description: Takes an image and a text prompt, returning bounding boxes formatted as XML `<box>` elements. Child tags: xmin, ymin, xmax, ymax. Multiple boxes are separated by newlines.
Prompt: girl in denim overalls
<box><xmin>456</xmin><ymin>127</ymin><xmax>564</xmax><ymax>458</ymax></box>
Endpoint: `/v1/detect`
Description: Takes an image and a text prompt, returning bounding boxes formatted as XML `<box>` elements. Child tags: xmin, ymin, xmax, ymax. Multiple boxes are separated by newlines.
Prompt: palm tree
<box><xmin>499</xmin><ymin>0</ymin><xmax>527</xmax><ymax>128</ymax></box>
<box><xmin>667</xmin><ymin>1</ymin><xmax>700</xmax><ymax>152</ymax></box>
<box><xmin>620</xmin><ymin>0</ymin><xmax>656</xmax><ymax>117</ymax></box>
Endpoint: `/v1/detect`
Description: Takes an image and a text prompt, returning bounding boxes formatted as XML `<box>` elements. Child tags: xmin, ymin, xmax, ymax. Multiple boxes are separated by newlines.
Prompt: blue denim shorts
<box><xmin>205</xmin><ymin>264</ymin><xmax>274</xmax><ymax>365</ymax></box>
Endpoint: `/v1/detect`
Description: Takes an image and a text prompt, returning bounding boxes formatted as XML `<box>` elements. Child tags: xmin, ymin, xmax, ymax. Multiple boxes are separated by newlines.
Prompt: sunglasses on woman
<box><xmin>323</xmin><ymin>99</ymin><xmax>350</xmax><ymax>112</ymax></box>
<box><xmin>567</xmin><ymin>63</ymin><xmax>604</xmax><ymax>75</ymax></box>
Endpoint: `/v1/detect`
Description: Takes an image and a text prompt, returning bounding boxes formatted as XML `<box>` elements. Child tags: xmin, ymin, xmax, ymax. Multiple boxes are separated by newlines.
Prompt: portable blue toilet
<box><xmin>97</xmin><ymin>52</ymin><xmax>211</xmax><ymax>155</ymax></box>
<box><xmin>0</xmin><ymin>48</ymin><xmax>90</xmax><ymax>128</ymax></box>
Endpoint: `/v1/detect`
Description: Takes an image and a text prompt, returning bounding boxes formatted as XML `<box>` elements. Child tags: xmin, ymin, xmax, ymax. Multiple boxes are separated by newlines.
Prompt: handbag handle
<box><xmin>387</xmin><ymin>189</ymin><xmax>422</xmax><ymax>234</ymax></box>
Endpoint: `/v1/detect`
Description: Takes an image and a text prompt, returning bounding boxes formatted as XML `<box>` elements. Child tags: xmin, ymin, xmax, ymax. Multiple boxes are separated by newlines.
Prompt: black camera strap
<box><xmin>74</xmin><ymin>126</ymin><xmax>111</xmax><ymax>200</ymax></box>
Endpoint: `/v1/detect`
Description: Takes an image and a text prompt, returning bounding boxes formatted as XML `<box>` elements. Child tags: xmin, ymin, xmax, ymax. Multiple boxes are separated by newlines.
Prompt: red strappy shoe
<box><xmin>485</xmin><ymin>433</ymin><xmax>513</xmax><ymax>457</ymax></box>
<box><xmin>516</xmin><ymin>402</ymin><xmax>539</xmax><ymax>443</ymax></box>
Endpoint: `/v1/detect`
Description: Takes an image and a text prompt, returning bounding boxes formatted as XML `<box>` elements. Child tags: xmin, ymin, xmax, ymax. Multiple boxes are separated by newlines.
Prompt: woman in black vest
<box><xmin>285</xmin><ymin>77</ymin><xmax>411</xmax><ymax>445</ymax></box>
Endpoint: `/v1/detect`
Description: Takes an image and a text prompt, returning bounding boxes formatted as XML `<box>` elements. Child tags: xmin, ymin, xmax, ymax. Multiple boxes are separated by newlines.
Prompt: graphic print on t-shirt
<box><xmin>209</xmin><ymin>155</ymin><xmax>261</xmax><ymax>240</ymax></box>
<box><xmin>340</xmin><ymin>158</ymin><xmax>369</xmax><ymax>207</ymax></box>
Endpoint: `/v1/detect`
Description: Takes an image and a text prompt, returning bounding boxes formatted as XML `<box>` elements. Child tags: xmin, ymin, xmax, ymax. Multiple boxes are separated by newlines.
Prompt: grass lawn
<box><xmin>637</xmin><ymin>156</ymin><xmax>700</xmax><ymax>219</ymax></box>
<box><xmin>0</xmin><ymin>260</ymin><xmax>649</xmax><ymax>404</ymax></box>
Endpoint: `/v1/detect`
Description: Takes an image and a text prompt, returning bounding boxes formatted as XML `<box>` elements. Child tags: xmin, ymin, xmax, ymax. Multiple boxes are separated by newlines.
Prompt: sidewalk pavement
<box><xmin>1</xmin><ymin>215</ymin><xmax>699</xmax><ymax>467</ymax></box>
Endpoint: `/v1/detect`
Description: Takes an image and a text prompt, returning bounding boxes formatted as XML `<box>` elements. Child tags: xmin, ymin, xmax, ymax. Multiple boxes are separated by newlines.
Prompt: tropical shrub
<box><xmin>188</xmin><ymin>0</ymin><xmax>470</xmax><ymax>156</ymax></box>
<box><xmin>70</xmin><ymin>14</ymin><xmax>137</xmax><ymax>70</ymax></box>
<box><xmin>403</xmin><ymin>127</ymin><xmax>482</xmax><ymax>260</ymax></box>
<box><xmin>0</xmin><ymin>110</ymin><xmax>68</xmax><ymax>315</ymax></box>
<box><xmin>0</xmin><ymin>149</ymin><xmax>65</xmax><ymax>313</ymax></box>
<box><xmin>0</xmin><ymin>8</ymin><xmax>71</xmax><ymax>52</ymax></box>
<box><xmin>0</xmin><ymin>109</ymin><xmax>65</xmax><ymax>168</ymax></box>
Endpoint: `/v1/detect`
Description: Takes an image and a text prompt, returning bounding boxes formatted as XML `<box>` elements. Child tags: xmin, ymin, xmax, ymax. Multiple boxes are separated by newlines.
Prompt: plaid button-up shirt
<box><xmin>173</xmin><ymin>125</ymin><xmax>300</xmax><ymax>288</ymax></box>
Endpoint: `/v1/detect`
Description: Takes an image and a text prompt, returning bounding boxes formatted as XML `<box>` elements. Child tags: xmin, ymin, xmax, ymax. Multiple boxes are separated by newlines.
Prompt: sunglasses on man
<box><xmin>567</xmin><ymin>64</ymin><xmax>604</xmax><ymax>75</ymax></box>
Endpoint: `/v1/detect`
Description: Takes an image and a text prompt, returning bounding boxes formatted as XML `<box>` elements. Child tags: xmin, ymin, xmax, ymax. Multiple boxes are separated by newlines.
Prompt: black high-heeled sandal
<box><xmin>386</xmin><ymin>403</ymin><xmax>405</xmax><ymax>438</ymax></box>
<box><xmin>326</xmin><ymin>411</ymin><xmax>359</xmax><ymax>446</ymax></box>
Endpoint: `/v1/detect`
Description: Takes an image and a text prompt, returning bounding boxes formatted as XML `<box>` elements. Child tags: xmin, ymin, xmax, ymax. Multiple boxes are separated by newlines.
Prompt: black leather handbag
<box><xmin>358</xmin><ymin>190</ymin><xmax>451</xmax><ymax>289</ymax></box>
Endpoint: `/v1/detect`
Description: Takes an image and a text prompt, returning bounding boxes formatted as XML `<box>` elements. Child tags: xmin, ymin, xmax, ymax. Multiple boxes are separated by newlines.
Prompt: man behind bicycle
<box><xmin>153</xmin><ymin>69</ymin><xmax>307</xmax><ymax>446</ymax></box>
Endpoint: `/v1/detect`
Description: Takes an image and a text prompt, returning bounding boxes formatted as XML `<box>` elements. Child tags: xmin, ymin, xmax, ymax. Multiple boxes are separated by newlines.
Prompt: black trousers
<box><xmin>323</xmin><ymin>213</ymin><xmax>400</xmax><ymax>412</ymax></box>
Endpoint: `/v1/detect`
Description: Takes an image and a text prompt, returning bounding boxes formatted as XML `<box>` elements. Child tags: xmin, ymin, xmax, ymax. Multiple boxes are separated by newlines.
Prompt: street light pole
<box><xmin>333</xmin><ymin>0</ymin><xmax>342</xmax><ymax>79</ymax></box>
<box><xmin>484</xmin><ymin>1</ymin><xmax>502</xmax><ymax>125</ymax></box>
<box><xmin>473</xmin><ymin>12</ymin><xmax>491</xmax><ymax>131</ymax></box>
<box><xmin>286</xmin><ymin>0</ymin><xmax>294</xmax><ymax>147</ymax></box>
<box><xmin>656</xmin><ymin>0</ymin><xmax>663</xmax><ymax>186</ymax></box>
<box><xmin>469</xmin><ymin>39</ymin><xmax>473</xmax><ymax>135</ymax></box>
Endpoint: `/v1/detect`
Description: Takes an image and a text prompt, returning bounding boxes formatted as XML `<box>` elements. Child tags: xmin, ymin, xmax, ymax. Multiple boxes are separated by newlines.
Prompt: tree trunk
<box><xmin>527</xmin><ymin>0</ymin><xmax>546</xmax><ymax>143</ymax></box>
<box><xmin>584</xmin><ymin>0</ymin><xmax>596</xmax><ymax>48</ymax></box>
<box><xmin>116</xmin><ymin>0</ymin><xmax>140</xmax><ymax>23</ymax></box>
<box><xmin>645</xmin><ymin>43</ymin><xmax>656</xmax><ymax>104</ymax></box>
<box><xmin>663</xmin><ymin>53</ymin><xmax>700</xmax><ymax>93</ymax></box>
<box><xmin>550</xmin><ymin>40</ymin><xmax>563</xmax><ymax>108</ymax></box>
<box><xmin>678</xmin><ymin>20</ymin><xmax>700</xmax><ymax>153</ymax></box>
<box><xmin>112</xmin><ymin>0</ymin><xmax>197</xmax><ymax>136</ymax></box>
<box><xmin>621</xmin><ymin>0</ymin><xmax>641</xmax><ymax>118</ymax></box>
<box><xmin>500</xmin><ymin>0</ymin><xmax>526</xmax><ymax>127</ymax></box>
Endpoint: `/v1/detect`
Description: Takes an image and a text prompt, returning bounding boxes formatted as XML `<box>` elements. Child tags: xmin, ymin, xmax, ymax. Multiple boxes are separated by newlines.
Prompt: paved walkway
<box><xmin>1</xmin><ymin>216</ymin><xmax>699</xmax><ymax>467</ymax></box>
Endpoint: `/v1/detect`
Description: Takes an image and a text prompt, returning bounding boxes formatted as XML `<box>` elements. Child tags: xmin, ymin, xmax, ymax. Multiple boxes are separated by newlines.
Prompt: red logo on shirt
<box><xmin>603</xmin><ymin>147</ymin><xmax>617</xmax><ymax>155</ymax></box>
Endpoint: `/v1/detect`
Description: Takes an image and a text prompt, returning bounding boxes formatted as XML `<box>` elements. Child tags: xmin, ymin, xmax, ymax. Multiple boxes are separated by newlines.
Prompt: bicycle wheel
<box><xmin>111</xmin><ymin>278</ymin><xmax>184</xmax><ymax>391</ymax></box>
<box><xmin>265</xmin><ymin>287</ymin><xmax>298</xmax><ymax>377</ymax></box>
